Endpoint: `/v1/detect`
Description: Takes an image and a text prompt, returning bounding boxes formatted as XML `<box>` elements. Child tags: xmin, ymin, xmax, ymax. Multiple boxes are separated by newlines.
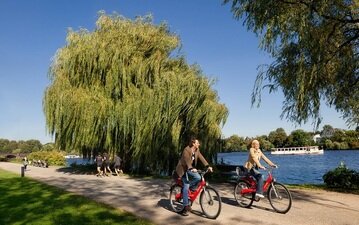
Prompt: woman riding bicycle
<box><xmin>175</xmin><ymin>137</ymin><xmax>213</xmax><ymax>216</ymax></box>
<box><xmin>244</xmin><ymin>139</ymin><xmax>277</xmax><ymax>199</ymax></box>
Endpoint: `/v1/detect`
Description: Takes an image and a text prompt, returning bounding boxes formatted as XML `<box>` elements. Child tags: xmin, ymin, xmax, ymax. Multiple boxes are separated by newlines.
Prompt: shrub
<box><xmin>28</xmin><ymin>150</ymin><xmax>66</xmax><ymax>166</ymax></box>
<box><xmin>323</xmin><ymin>162</ymin><xmax>359</xmax><ymax>189</ymax></box>
<box><xmin>0</xmin><ymin>157</ymin><xmax>8</xmax><ymax>162</ymax></box>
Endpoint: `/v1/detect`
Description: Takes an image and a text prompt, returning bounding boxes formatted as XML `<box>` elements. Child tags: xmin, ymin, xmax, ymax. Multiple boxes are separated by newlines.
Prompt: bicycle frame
<box><xmin>174</xmin><ymin>171</ymin><xmax>208</xmax><ymax>203</ymax></box>
<box><xmin>234</xmin><ymin>166</ymin><xmax>292</xmax><ymax>213</ymax></box>
<box><xmin>239</xmin><ymin>168</ymin><xmax>274</xmax><ymax>195</ymax></box>
<box><xmin>170</xmin><ymin>169</ymin><xmax>222</xmax><ymax>218</ymax></box>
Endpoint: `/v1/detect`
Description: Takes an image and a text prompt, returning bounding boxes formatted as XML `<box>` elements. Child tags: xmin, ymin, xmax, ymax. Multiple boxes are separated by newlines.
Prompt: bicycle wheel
<box><xmin>268</xmin><ymin>182</ymin><xmax>292</xmax><ymax>214</ymax></box>
<box><xmin>169</xmin><ymin>184</ymin><xmax>185</xmax><ymax>213</ymax></box>
<box><xmin>199</xmin><ymin>186</ymin><xmax>222</xmax><ymax>219</ymax></box>
<box><xmin>234</xmin><ymin>181</ymin><xmax>254</xmax><ymax>208</ymax></box>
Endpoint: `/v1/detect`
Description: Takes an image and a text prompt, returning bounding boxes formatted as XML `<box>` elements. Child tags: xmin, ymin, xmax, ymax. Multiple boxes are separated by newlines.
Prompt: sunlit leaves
<box><xmin>224</xmin><ymin>0</ymin><xmax>358</xmax><ymax>127</ymax></box>
<box><xmin>44</xmin><ymin>13</ymin><xmax>228</xmax><ymax>173</ymax></box>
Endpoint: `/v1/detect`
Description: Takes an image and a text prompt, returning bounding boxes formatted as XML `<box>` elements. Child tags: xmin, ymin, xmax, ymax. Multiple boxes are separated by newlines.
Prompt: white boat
<box><xmin>64</xmin><ymin>155</ymin><xmax>81</xmax><ymax>159</ymax></box>
<box><xmin>270</xmin><ymin>146</ymin><xmax>324</xmax><ymax>155</ymax></box>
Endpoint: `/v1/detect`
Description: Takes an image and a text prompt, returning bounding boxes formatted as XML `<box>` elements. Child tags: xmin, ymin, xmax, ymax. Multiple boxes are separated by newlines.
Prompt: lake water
<box><xmin>66</xmin><ymin>158</ymin><xmax>93</xmax><ymax>166</ymax></box>
<box><xmin>217</xmin><ymin>150</ymin><xmax>359</xmax><ymax>184</ymax></box>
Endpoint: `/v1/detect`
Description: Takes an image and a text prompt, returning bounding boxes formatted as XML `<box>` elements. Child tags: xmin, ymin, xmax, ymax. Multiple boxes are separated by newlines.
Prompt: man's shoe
<box><xmin>181</xmin><ymin>209</ymin><xmax>189</xmax><ymax>216</ymax></box>
<box><xmin>181</xmin><ymin>206</ymin><xmax>192</xmax><ymax>216</ymax></box>
<box><xmin>255</xmin><ymin>193</ymin><xmax>265</xmax><ymax>198</ymax></box>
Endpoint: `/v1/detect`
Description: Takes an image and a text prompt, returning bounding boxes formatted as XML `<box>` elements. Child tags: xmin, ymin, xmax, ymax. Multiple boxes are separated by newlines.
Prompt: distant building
<box><xmin>313</xmin><ymin>134</ymin><xmax>321</xmax><ymax>143</ymax></box>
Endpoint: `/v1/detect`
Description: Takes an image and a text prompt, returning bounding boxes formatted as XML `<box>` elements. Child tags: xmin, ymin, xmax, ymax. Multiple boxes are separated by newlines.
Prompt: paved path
<box><xmin>1</xmin><ymin>162</ymin><xmax>358</xmax><ymax>225</ymax></box>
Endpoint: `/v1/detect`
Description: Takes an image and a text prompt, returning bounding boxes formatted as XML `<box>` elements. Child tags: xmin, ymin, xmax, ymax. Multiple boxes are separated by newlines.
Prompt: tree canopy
<box><xmin>268</xmin><ymin>128</ymin><xmax>287</xmax><ymax>147</ymax></box>
<box><xmin>44</xmin><ymin>13</ymin><xmax>228</xmax><ymax>174</ymax></box>
<box><xmin>224</xmin><ymin>0</ymin><xmax>359</xmax><ymax>127</ymax></box>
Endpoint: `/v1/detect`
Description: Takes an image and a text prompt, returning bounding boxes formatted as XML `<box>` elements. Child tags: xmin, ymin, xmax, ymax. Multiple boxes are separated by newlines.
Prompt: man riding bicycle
<box><xmin>175</xmin><ymin>137</ymin><xmax>213</xmax><ymax>216</ymax></box>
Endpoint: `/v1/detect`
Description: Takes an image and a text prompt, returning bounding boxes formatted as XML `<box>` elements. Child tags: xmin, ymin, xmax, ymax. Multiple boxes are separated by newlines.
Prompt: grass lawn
<box><xmin>287</xmin><ymin>183</ymin><xmax>359</xmax><ymax>195</ymax></box>
<box><xmin>0</xmin><ymin>169</ymin><xmax>154</xmax><ymax>225</ymax></box>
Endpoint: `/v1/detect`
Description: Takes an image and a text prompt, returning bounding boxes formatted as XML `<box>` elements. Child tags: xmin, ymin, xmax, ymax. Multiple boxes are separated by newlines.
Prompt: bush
<box><xmin>28</xmin><ymin>150</ymin><xmax>66</xmax><ymax>166</ymax></box>
<box><xmin>0</xmin><ymin>157</ymin><xmax>8</xmax><ymax>162</ymax></box>
<box><xmin>323</xmin><ymin>162</ymin><xmax>359</xmax><ymax>189</ymax></box>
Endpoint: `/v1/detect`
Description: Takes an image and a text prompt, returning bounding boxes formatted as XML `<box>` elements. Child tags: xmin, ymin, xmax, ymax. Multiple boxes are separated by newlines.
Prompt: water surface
<box><xmin>217</xmin><ymin>150</ymin><xmax>359</xmax><ymax>184</ymax></box>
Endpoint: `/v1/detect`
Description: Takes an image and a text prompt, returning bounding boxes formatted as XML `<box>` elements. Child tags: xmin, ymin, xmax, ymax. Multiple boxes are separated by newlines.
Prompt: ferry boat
<box><xmin>270</xmin><ymin>146</ymin><xmax>323</xmax><ymax>155</ymax></box>
<box><xmin>64</xmin><ymin>154</ymin><xmax>81</xmax><ymax>159</ymax></box>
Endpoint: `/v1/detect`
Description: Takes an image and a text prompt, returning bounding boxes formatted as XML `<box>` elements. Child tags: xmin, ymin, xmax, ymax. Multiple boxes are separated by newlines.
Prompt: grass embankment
<box><xmin>287</xmin><ymin>184</ymin><xmax>359</xmax><ymax>195</ymax></box>
<box><xmin>0</xmin><ymin>169</ymin><xmax>154</xmax><ymax>225</ymax></box>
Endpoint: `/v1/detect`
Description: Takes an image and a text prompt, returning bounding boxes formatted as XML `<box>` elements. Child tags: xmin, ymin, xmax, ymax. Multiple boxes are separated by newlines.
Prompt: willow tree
<box><xmin>44</xmin><ymin>12</ymin><xmax>228</xmax><ymax>174</ymax></box>
<box><xmin>224</xmin><ymin>0</ymin><xmax>359</xmax><ymax>127</ymax></box>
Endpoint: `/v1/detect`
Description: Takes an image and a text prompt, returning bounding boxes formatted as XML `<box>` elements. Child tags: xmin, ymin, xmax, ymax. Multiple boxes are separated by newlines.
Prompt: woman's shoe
<box><xmin>255</xmin><ymin>193</ymin><xmax>264</xmax><ymax>198</ymax></box>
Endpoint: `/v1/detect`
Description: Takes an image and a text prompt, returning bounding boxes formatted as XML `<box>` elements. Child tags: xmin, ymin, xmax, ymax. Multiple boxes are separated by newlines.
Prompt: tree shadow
<box><xmin>56</xmin><ymin>166</ymin><xmax>96</xmax><ymax>175</ymax></box>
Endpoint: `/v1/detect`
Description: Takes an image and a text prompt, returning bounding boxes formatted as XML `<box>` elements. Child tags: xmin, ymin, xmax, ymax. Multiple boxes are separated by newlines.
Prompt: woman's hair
<box><xmin>251</xmin><ymin>139</ymin><xmax>259</xmax><ymax>148</ymax></box>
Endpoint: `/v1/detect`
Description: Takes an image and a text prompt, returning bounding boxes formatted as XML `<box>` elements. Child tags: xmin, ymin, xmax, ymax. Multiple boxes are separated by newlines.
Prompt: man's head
<box><xmin>189</xmin><ymin>137</ymin><xmax>200</xmax><ymax>150</ymax></box>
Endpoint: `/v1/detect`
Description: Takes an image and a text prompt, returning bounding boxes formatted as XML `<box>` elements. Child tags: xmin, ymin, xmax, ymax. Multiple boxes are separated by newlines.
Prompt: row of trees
<box><xmin>222</xmin><ymin>125</ymin><xmax>359</xmax><ymax>152</ymax></box>
<box><xmin>2</xmin><ymin>124</ymin><xmax>357</xmax><ymax>154</ymax></box>
<box><xmin>0</xmin><ymin>139</ymin><xmax>44</xmax><ymax>153</ymax></box>
<box><xmin>0</xmin><ymin>139</ymin><xmax>57</xmax><ymax>154</ymax></box>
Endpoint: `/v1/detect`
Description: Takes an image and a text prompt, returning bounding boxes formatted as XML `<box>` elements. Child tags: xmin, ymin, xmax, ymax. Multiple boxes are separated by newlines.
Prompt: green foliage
<box><xmin>224</xmin><ymin>0</ymin><xmax>359</xmax><ymax>126</ymax></box>
<box><xmin>286</xmin><ymin>129</ymin><xmax>313</xmax><ymax>146</ymax></box>
<box><xmin>256</xmin><ymin>138</ymin><xmax>274</xmax><ymax>151</ymax></box>
<box><xmin>0</xmin><ymin>139</ymin><xmax>43</xmax><ymax>153</ymax></box>
<box><xmin>28</xmin><ymin>150</ymin><xmax>66</xmax><ymax>166</ymax></box>
<box><xmin>323</xmin><ymin>162</ymin><xmax>359</xmax><ymax>189</ymax></box>
<box><xmin>349</xmin><ymin>141</ymin><xmax>359</xmax><ymax>149</ymax></box>
<box><xmin>268</xmin><ymin>128</ymin><xmax>287</xmax><ymax>147</ymax></box>
<box><xmin>0</xmin><ymin>140</ymin><xmax>18</xmax><ymax>152</ymax></box>
<box><xmin>42</xmin><ymin>143</ymin><xmax>56</xmax><ymax>151</ymax></box>
<box><xmin>223</xmin><ymin>135</ymin><xmax>247</xmax><ymax>151</ymax></box>
<box><xmin>313</xmin><ymin>125</ymin><xmax>359</xmax><ymax>149</ymax></box>
<box><xmin>321</xmin><ymin>125</ymin><xmax>335</xmax><ymax>138</ymax></box>
<box><xmin>44</xmin><ymin>12</ymin><xmax>228</xmax><ymax>174</ymax></box>
<box><xmin>228</xmin><ymin>125</ymin><xmax>357</xmax><ymax>150</ymax></box>
<box><xmin>332</xmin><ymin>141</ymin><xmax>349</xmax><ymax>150</ymax></box>
<box><xmin>0</xmin><ymin>157</ymin><xmax>8</xmax><ymax>162</ymax></box>
<box><xmin>324</xmin><ymin>139</ymin><xmax>334</xmax><ymax>149</ymax></box>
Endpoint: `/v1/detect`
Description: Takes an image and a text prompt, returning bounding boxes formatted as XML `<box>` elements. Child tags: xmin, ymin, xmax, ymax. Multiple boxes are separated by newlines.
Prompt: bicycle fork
<box><xmin>202</xmin><ymin>187</ymin><xmax>214</xmax><ymax>206</ymax></box>
<box><xmin>270</xmin><ymin>182</ymin><xmax>282</xmax><ymax>200</ymax></box>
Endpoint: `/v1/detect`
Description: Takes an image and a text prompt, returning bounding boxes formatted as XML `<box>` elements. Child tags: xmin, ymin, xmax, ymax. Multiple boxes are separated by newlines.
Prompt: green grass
<box><xmin>287</xmin><ymin>183</ymin><xmax>359</xmax><ymax>195</ymax></box>
<box><xmin>0</xmin><ymin>169</ymin><xmax>154</xmax><ymax>225</ymax></box>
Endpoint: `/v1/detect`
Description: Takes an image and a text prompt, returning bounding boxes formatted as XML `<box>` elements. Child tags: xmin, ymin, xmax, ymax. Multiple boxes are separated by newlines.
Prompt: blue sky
<box><xmin>0</xmin><ymin>0</ymin><xmax>349</xmax><ymax>144</ymax></box>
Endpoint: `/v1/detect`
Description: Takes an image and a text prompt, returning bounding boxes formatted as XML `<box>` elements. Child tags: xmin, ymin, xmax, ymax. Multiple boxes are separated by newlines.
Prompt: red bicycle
<box><xmin>234</xmin><ymin>166</ymin><xmax>292</xmax><ymax>214</ymax></box>
<box><xmin>169</xmin><ymin>169</ymin><xmax>222</xmax><ymax>219</ymax></box>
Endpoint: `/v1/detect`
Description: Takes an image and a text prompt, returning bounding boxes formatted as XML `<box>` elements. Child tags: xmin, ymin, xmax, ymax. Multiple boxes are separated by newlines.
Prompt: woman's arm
<box><xmin>261</xmin><ymin>152</ymin><xmax>275</xmax><ymax>167</ymax></box>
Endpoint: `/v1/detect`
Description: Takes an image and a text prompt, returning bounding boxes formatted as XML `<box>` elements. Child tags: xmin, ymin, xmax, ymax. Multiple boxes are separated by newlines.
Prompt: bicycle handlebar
<box><xmin>197</xmin><ymin>167</ymin><xmax>213</xmax><ymax>175</ymax></box>
<box><xmin>260</xmin><ymin>166</ymin><xmax>278</xmax><ymax>174</ymax></box>
<box><xmin>262</xmin><ymin>165</ymin><xmax>278</xmax><ymax>170</ymax></box>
